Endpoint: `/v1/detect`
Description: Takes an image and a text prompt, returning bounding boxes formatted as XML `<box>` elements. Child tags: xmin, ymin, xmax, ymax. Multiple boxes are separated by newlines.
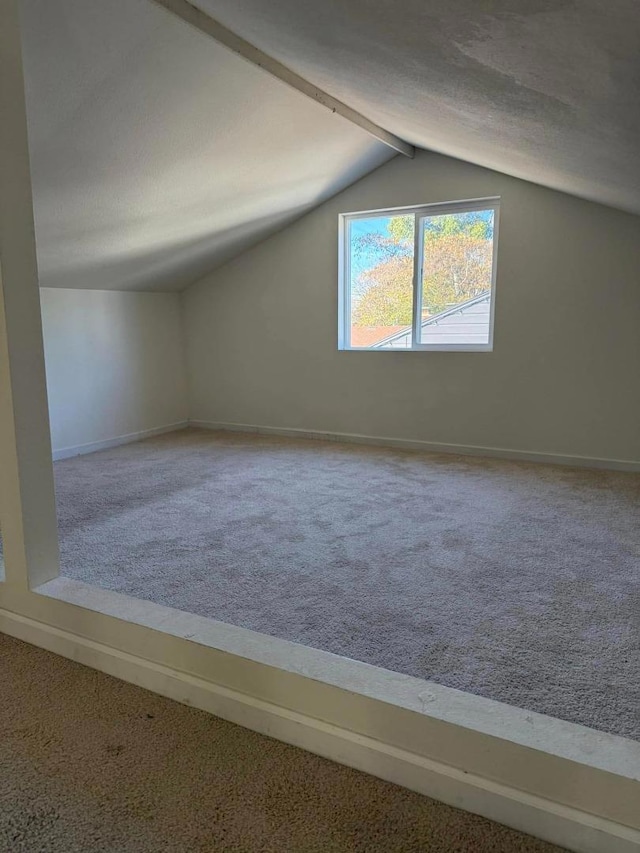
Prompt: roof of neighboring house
<box><xmin>371</xmin><ymin>291</ymin><xmax>491</xmax><ymax>348</ymax></box>
<box><xmin>350</xmin><ymin>326</ymin><xmax>408</xmax><ymax>348</ymax></box>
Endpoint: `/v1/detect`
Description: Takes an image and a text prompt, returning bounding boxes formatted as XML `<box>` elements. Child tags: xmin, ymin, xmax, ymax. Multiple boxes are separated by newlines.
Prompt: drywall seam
<box><xmin>151</xmin><ymin>0</ymin><xmax>414</xmax><ymax>157</ymax></box>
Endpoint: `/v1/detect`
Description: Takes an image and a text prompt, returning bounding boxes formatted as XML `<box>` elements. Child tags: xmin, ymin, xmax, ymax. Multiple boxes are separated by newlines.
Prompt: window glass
<box><xmin>349</xmin><ymin>214</ymin><xmax>414</xmax><ymax>349</ymax></box>
<box><xmin>418</xmin><ymin>208</ymin><xmax>495</xmax><ymax>347</ymax></box>
<box><xmin>341</xmin><ymin>200</ymin><xmax>499</xmax><ymax>351</ymax></box>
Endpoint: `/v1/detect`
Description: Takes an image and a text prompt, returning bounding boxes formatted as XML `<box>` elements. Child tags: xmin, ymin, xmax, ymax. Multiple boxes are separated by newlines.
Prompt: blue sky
<box><xmin>349</xmin><ymin>216</ymin><xmax>398</xmax><ymax>279</ymax></box>
<box><xmin>349</xmin><ymin>209</ymin><xmax>494</xmax><ymax>285</ymax></box>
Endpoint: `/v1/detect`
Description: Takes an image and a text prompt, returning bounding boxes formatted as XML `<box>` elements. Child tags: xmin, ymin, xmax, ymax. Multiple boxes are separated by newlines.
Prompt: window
<box><xmin>338</xmin><ymin>198</ymin><xmax>500</xmax><ymax>351</ymax></box>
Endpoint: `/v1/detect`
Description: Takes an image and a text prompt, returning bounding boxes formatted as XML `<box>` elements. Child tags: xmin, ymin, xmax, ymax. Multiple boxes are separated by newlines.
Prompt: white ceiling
<box><xmin>19</xmin><ymin>0</ymin><xmax>640</xmax><ymax>293</ymax></box>
<box><xmin>19</xmin><ymin>0</ymin><xmax>392</xmax><ymax>291</ymax></box>
<box><xmin>195</xmin><ymin>0</ymin><xmax>640</xmax><ymax>216</ymax></box>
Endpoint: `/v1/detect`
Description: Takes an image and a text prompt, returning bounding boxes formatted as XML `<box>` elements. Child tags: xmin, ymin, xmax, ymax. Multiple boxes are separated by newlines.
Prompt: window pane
<box><xmin>349</xmin><ymin>214</ymin><xmax>414</xmax><ymax>349</ymax></box>
<box><xmin>419</xmin><ymin>209</ymin><xmax>495</xmax><ymax>346</ymax></box>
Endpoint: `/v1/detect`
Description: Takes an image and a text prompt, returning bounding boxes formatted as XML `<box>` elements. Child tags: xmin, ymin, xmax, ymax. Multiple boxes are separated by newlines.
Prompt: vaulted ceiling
<box><xmin>197</xmin><ymin>0</ymin><xmax>640</xmax><ymax>215</ymax></box>
<box><xmin>19</xmin><ymin>0</ymin><xmax>640</xmax><ymax>292</ymax></box>
<box><xmin>19</xmin><ymin>0</ymin><xmax>392</xmax><ymax>291</ymax></box>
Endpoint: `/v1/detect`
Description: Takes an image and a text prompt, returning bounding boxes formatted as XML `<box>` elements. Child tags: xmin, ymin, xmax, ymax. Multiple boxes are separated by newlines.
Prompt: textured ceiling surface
<box><xmin>195</xmin><ymin>0</ymin><xmax>640</xmax><ymax>216</ymax></box>
<box><xmin>19</xmin><ymin>0</ymin><xmax>392</xmax><ymax>291</ymax></box>
<box><xmin>18</xmin><ymin>0</ymin><xmax>640</xmax><ymax>293</ymax></box>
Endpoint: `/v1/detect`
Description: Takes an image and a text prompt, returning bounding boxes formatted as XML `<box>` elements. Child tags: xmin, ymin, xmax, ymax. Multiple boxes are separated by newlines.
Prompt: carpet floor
<box><xmin>55</xmin><ymin>429</ymin><xmax>640</xmax><ymax>740</ymax></box>
<box><xmin>0</xmin><ymin>633</ymin><xmax>567</xmax><ymax>853</ymax></box>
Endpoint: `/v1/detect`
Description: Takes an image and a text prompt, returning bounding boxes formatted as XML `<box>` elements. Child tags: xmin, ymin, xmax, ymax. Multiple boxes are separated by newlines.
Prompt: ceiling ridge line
<box><xmin>150</xmin><ymin>0</ymin><xmax>415</xmax><ymax>158</ymax></box>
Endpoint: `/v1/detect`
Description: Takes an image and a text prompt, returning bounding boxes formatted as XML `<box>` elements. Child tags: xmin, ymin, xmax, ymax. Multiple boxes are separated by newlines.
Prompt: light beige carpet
<box><xmin>0</xmin><ymin>633</ymin><xmax>566</xmax><ymax>853</ymax></box>
<box><xmin>54</xmin><ymin>429</ymin><xmax>640</xmax><ymax>740</ymax></box>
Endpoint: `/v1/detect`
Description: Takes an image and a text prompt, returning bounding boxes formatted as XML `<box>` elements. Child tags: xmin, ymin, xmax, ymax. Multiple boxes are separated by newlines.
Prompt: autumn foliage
<box><xmin>352</xmin><ymin>213</ymin><xmax>494</xmax><ymax>328</ymax></box>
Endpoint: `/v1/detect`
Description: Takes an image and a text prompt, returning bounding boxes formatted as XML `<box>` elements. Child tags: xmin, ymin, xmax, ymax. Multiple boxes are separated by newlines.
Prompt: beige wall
<box><xmin>41</xmin><ymin>289</ymin><xmax>188</xmax><ymax>453</ymax></box>
<box><xmin>183</xmin><ymin>150</ymin><xmax>640</xmax><ymax>462</ymax></box>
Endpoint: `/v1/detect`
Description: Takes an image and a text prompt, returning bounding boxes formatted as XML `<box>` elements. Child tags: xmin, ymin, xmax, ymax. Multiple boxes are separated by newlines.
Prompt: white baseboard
<box><xmin>1</xmin><ymin>608</ymin><xmax>638</xmax><ymax>853</ymax></box>
<box><xmin>50</xmin><ymin>419</ymin><xmax>640</xmax><ymax>472</ymax></box>
<box><xmin>190</xmin><ymin>420</ymin><xmax>640</xmax><ymax>472</ymax></box>
<box><xmin>52</xmin><ymin>421</ymin><xmax>189</xmax><ymax>461</ymax></box>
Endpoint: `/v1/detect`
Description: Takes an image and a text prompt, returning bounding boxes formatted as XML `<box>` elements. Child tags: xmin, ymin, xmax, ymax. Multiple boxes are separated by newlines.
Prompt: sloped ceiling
<box><xmin>19</xmin><ymin>0</ymin><xmax>393</xmax><ymax>291</ymax></box>
<box><xmin>194</xmin><ymin>0</ymin><xmax>640</xmax><ymax>216</ymax></box>
<box><xmin>19</xmin><ymin>0</ymin><xmax>640</xmax><ymax>293</ymax></box>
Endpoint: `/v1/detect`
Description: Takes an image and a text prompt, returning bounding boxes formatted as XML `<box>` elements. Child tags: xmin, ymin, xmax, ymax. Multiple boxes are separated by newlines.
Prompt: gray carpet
<box><xmin>0</xmin><ymin>633</ymin><xmax>567</xmax><ymax>853</ymax></box>
<box><xmin>55</xmin><ymin>428</ymin><xmax>640</xmax><ymax>740</ymax></box>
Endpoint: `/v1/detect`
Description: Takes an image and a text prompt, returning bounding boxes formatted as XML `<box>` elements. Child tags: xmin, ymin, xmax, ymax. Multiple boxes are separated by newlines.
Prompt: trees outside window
<box><xmin>341</xmin><ymin>200</ymin><xmax>499</xmax><ymax>351</ymax></box>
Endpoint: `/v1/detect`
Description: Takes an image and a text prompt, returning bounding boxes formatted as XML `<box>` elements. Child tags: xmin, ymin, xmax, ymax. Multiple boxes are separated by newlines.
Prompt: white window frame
<box><xmin>338</xmin><ymin>197</ymin><xmax>500</xmax><ymax>352</ymax></box>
